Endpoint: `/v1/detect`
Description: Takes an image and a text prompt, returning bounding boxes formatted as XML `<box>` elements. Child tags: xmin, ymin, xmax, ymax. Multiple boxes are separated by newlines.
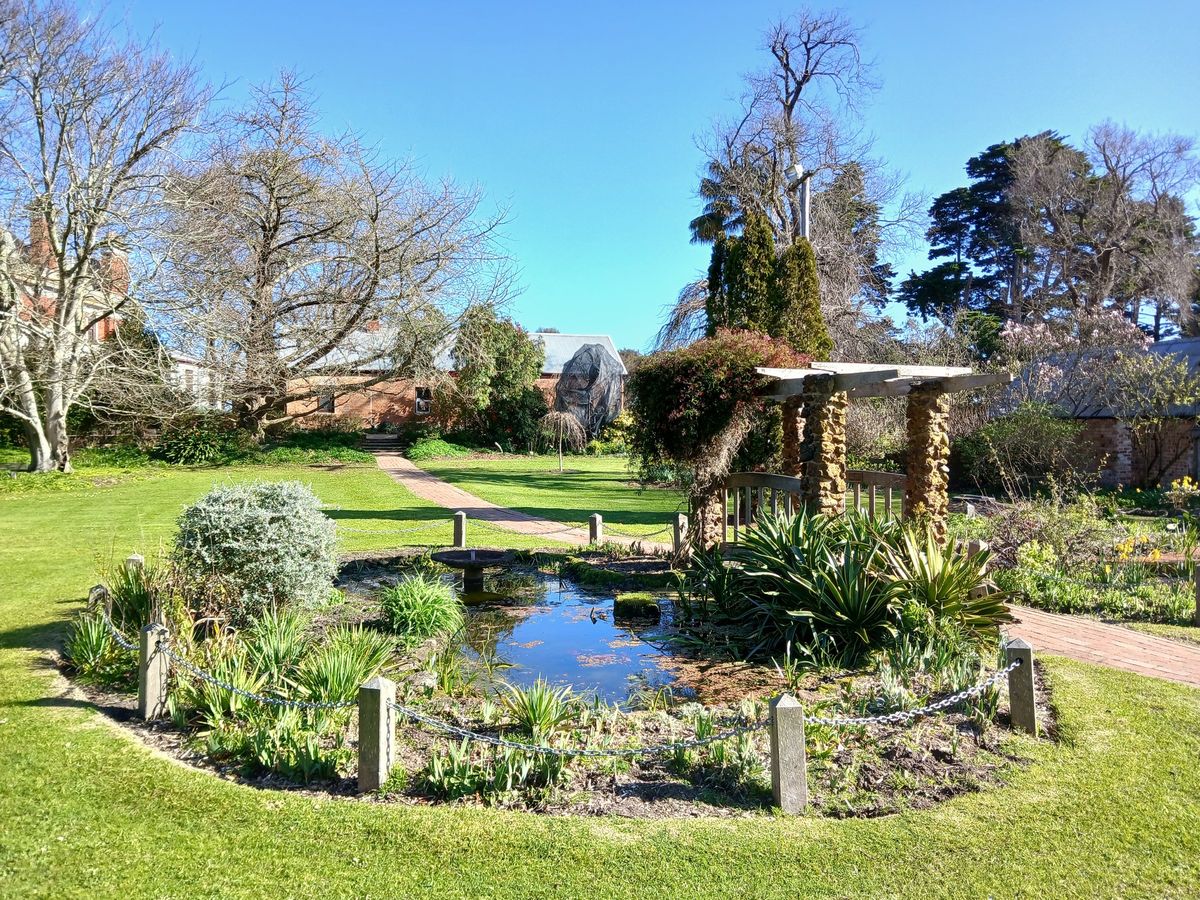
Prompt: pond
<box><xmin>337</xmin><ymin>559</ymin><xmax>697</xmax><ymax>705</ymax></box>
<box><xmin>456</xmin><ymin>571</ymin><xmax>685</xmax><ymax>705</ymax></box>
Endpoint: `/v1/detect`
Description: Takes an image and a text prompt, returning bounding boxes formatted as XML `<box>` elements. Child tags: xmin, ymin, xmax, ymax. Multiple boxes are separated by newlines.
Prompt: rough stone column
<box><xmin>780</xmin><ymin>396</ymin><xmax>805</xmax><ymax>477</ymax></box>
<box><xmin>691</xmin><ymin>488</ymin><xmax>727</xmax><ymax>551</ymax></box>
<box><xmin>798</xmin><ymin>378</ymin><xmax>847</xmax><ymax>515</ymax></box>
<box><xmin>904</xmin><ymin>384</ymin><xmax>951</xmax><ymax>543</ymax></box>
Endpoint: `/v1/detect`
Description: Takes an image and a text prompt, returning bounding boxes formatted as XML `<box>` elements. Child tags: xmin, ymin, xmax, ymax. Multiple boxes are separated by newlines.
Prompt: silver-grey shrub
<box><xmin>173</xmin><ymin>481</ymin><xmax>337</xmax><ymax>624</ymax></box>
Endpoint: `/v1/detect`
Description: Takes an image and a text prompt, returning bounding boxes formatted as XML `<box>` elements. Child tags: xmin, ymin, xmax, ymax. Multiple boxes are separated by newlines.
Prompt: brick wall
<box><xmin>287</xmin><ymin>377</ymin><xmax>428</xmax><ymax>428</ymax></box>
<box><xmin>1078</xmin><ymin>417</ymin><xmax>1197</xmax><ymax>487</ymax></box>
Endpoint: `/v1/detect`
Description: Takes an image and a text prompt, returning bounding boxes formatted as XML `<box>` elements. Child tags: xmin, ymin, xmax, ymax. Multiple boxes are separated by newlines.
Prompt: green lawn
<box><xmin>1</xmin><ymin>465</ymin><xmax>1199</xmax><ymax>897</ymax></box>
<box><xmin>416</xmin><ymin>454</ymin><xmax>686</xmax><ymax>539</ymax></box>
<box><xmin>1127</xmin><ymin>621</ymin><xmax>1200</xmax><ymax>646</ymax></box>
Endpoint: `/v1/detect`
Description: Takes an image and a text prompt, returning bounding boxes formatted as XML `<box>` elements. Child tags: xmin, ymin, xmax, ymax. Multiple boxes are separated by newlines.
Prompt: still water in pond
<box><xmin>457</xmin><ymin>571</ymin><xmax>688</xmax><ymax>705</ymax></box>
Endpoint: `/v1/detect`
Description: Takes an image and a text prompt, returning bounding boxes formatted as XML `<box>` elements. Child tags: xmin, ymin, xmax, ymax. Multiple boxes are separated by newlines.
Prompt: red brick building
<box><xmin>287</xmin><ymin>332</ymin><xmax>627</xmax><ymax>430</ymax></box>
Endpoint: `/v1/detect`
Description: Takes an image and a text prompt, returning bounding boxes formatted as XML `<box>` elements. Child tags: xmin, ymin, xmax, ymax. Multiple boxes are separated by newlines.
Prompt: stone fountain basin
<box><xmin>430</xmin><ymin>549</ymin><xmax>513</xmax><ymax>595</ymax></box>
<box><xmin>430</xmin><ymin>549</ymin><xmax>513</xmax><ymax>569</ymax></box>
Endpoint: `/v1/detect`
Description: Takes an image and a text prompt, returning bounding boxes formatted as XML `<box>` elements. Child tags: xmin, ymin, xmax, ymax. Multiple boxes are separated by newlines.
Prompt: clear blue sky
<box><xmin>107</xmin><ymin>0</ymin><xmax>1199</xmax><ymax>350</ymax></box>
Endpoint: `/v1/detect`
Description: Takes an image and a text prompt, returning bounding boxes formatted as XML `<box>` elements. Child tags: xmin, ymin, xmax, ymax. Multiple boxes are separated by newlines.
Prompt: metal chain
<box><xmin>603</xmin><ymin>524</ymin><xmax>673</xmax><ymax>541</ymax></box>
<box><xmin>158</xmin><ymin>641</ymin><xmax>355</xmax><ymax>710</ymax></box>
<box><xmin>95</xmin><ymin>606</ymin><xmax>354</xmax><ymax>711</ymax></box>
<box><xmin>388</xmin><ymin>701</ymin><xmax>769</xmax><ymax>758</ymax></box>
<box><xmin>803</xmin><ymin>658</ymin><xmax>1022</xmax><ymax>727</ymax></box>
<box><xmin>96</xmin><ymin>605</ymin><xmax>139</xmax><ymax>652</ymax></box>
<box><xmin>336</xmin><ymin>522</ymin><xmax>450</xmax><ymax>536</ymax></box>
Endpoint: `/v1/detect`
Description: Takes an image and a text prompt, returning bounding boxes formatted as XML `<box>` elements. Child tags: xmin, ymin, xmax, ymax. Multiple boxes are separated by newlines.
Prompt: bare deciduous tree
<box><xmin>664</xmin><ymin>9</ymin><xmax>921</xmax><ymax>352</ymax></box>
<box><xmin>0</xmin><ymin>0</ymin><xmax>209</xmax><ymax>470</ymax></box>
<box><xmin>154</xmin><ymin>73</ymin><xmax>511</xmax><ymax>434</ymax></box>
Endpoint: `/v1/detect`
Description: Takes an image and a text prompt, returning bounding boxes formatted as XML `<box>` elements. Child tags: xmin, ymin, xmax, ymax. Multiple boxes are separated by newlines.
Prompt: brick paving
<box><xmin>1008</xmin><ymin>604</ymin><xmax>1200</xmax><ymax>688</ymax></box>
<box><xmin>375</xmin><ymin>453</ymin><xmax>1200</xmax><ymax>688</ymax></box>
<box><xmin>373</xmin><ymin>452</ymin><xmax>670</xmax><ymax>551</ymax></box>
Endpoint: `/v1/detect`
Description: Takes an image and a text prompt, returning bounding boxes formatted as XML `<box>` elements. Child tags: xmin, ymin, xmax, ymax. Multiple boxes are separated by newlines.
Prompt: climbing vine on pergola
<box><xmin>630</xmin><ymin>339</ymin><xmax>1011</xmax><ymax>549</ymax></box>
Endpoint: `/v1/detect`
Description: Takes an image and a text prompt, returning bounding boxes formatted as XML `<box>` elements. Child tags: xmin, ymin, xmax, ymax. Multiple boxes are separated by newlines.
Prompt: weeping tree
<box><xmin>627</xmin><ymin>330</ymin><xmax>810</xmax><ymax>548</ymax></box>
<box><xmin>539</xmin><ymin>409</ymin><xmax>586</xmax><ymax>473</ymax></box>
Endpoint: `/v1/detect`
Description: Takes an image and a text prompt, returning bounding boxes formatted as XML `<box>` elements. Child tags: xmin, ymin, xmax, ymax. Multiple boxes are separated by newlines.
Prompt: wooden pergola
<box><xmin>697</xmin><ymin>362</ymin><xmax>1011</xmax><ymax>547</ymax></box>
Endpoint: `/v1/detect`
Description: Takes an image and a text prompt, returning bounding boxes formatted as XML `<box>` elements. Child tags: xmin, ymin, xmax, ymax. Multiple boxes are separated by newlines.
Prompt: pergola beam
<box><xmin>757</xmin><ymin>366</ymin><xmax>900</xmax><ymax>399</ymax></box>
<box><xmin>847</xmin><ymin>371</ymin><xmax>1014</xmax><ymax>399</ymax></box>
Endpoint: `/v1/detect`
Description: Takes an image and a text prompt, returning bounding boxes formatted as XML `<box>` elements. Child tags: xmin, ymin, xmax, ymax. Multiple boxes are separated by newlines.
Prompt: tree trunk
<box><xmin>44</xmin><ymin>391</ymin><xmax>72</xmax><ymax>472</ymax></box>
<box><xmin>22</xmin><ymin>421</ymin><xmax>53</xmax><ymax>473</ymax></box>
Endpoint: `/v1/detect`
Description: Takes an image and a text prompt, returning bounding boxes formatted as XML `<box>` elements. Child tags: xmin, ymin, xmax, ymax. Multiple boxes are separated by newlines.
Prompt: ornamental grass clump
<box><xmin>172</xmin><ymin>481</ymin><xmax>337</xmax><ymax>625</ymax></box>
<box><xmin>379</xmin><ymin>575</ymin><xmax>464</xmax><ymax>647</ymax></box>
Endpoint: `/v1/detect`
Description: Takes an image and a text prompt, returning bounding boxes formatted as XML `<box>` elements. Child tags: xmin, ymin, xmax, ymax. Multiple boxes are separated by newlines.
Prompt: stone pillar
<box><xmin>691</xmin><ymin>489</ymin><xmax>726</xmax><ymax>551</ymax></box>
<box><xmin>358</xmin><ymin>676</ymin><xmax>397</xmax><ymax>792</ymax></box>
<box><xmin>780</xmin><ymin>396</ymin><xmax>804</xmax><ymax>477</ymax></box>
<box><xmin>588</xmin><ymin>513</ymin><xmax>603</xmax><ymax>544</ymax></box>
<box><xmin>138</xmin><ymin>623</ymin><xmax>169</xmax><ymax>720</ymax></box>
<box><xmin>769</xmin><ymin>693</ymin><xmax>807</xmax><ymax>814</ymax></box>
<box><xmin>904</xmin><ymin>384</ymin><xmax>951</xmax><ymax>543</ymax></box>
<box><xmin>797</xmin><ymin>378</ymin><xmax>847</xmax><ymax>516</ymax></box>
<box><xmin>1005</xmin><ymin>639</ymin><xmax>1037</xmax><ymax>736</ymax></box>
<box><xmin>452</xmin><ymin>511</ymin><xmax>467</xmax><ymax>549</ymax></box>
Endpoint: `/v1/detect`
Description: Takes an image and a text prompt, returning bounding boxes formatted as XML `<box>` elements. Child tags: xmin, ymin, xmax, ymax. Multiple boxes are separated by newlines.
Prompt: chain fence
<box><xmin>96</xmin><ymin>606</ymin><xmax>355</xmax><ymax>711</ymax></box>
<box><xmin>96</xmin><ymin>592</ymin><xmax>1025</xmax><ymax>753</ymax></box>
<box><xmin>803</xmin><ymin>658</ymin><xmax>1022</xmax><ymax>727</ymax></box>
<box><xmin>387</xmin><ymin>701</ymin><xmax>769</xmax><ymax>758</ymax></box>
<box><xmin>602</xmin><ymin>523</ymin><xmax>674</xmax><ymax>542</ymax></box>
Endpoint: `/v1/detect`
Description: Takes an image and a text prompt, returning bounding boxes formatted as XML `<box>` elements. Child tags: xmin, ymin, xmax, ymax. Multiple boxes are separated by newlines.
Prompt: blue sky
<box><xmin>107</xmin><ymin>0</ymin><xmax>1199</xmax><ymax>350</ymax></box>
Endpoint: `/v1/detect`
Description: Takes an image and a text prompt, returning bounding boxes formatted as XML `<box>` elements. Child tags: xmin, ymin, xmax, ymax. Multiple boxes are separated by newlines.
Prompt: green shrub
<box><xmin>64</xmin><ymin>613</ymin><xmax>115</xmax><ymax>677</ymax></box>
<box><xmin>885</xmin><ymin>530</ymin><xmax>1013</xmax><ymax>639</ymax></box>
<box><xmin>104</xmin><ymin>560</ymin><xmax>156</xmax><ymax>631</ymax></box>
<box><xmin>298</xmin><ymin>625</ymin><xmax>394</xmax><ymax>704</ymax></box>
<box><xmin>499</xmin><ymin>678</ymin><xmax>574</xmax><ymax>741</ymax></box>
<box><xmin>379</xmin><ymin>575</ymin><xmax>464</xmax><ymax>647</ymax></box>
<box><xmin>172</xmin><ymin>481</ymin><xmax>337</xmax><ymax>625</ymax></box>
<box><xmin>152</xmin><ymin>413</ymin><xmax>249</xmax><ymax>465</ymax></box>
<box><xmin>627</xmin><ymin>329</ymin><xmax>809</xmax><ymax>482</ymax></box>
<box><xmin>952</xmin><ymin>402</ymin><xmax>1085</xmax><ymax>495</ymax></box>
<box><xmin>405</xmin><ymin>437</ymin><xmax>472</xmax><ymax>462</ymax></box>
<box><xmin>245</xmin><ymin>608</ymin><xmax>310</xmax><ymax>682</ymax></box>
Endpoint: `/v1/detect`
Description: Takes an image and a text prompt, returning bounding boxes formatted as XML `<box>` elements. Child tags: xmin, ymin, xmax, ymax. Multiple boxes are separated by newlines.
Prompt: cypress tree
<box><xmin>720</xmin><ymin>212</ymin><xmax>776</xmax><ymax>332</ymax></box>
<box><xmin>771</xmin><ymin>236</ymin><xmax>833</xmax><ymax>359</ymax></box>
<box><xmin>703</xmin><ymin>234</ymin><xmax>728</xmax><ymax>337</ymax></box>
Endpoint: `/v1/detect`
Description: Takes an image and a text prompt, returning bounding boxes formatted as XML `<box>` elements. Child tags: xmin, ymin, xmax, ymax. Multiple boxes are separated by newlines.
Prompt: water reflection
<box><xmin>458</xmin><ymin>572</ymin><xmax>688</xmax><ymax>705</ymax></box>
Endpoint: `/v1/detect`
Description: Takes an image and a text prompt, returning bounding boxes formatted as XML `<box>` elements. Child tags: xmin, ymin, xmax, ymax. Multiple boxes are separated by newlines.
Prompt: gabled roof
<box><xmin>432</xmin><ymin>331</ymin><xmax>626</xmax><ymax>376</ymax></box>
<box><xmin>534</xmin><ymin>333</ymin><xmax>627</xmax><ymax>376</ymax></box>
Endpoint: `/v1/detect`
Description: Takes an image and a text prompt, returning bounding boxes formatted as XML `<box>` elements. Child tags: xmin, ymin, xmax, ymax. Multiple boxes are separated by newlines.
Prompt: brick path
<box><xmin>1008</xmin><ymin>604</ymin><xmax>1200</xmax><ymax>688</ymax></box>
<box><xmin>375</xmin><ymin>454</ymin><xmax>1200</xmax><ymax>688</ymax></box>
<box><xmin>373</xmin><ymin>453</ymin><xmax>670</xmax><ymax>551</ymax></box>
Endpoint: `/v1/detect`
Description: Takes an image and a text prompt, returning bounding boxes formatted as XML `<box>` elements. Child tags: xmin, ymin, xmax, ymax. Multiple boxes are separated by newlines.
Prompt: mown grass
<box><xmin>415</xmin><ymin>454</ymin><xmax>685</xmax><ymax>538</ymax></box>
<box><xmin>1126</xmin><ymin>621</ymin><xmax>1200</xmax><ymax>646</ymax></box>
<box><xmin>0</xmin><ymin>466</ymin><xmax>1198</xmax><ymax>897</ymax></box>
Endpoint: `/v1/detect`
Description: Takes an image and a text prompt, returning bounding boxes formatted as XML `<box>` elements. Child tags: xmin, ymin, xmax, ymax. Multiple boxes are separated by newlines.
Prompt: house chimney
<box><xmin>26</xmin><ymin>196</ymin><xmax>56</xmax><ymax>270</ymax></box>
<box><xmin>99</xmin><ymin>243</ymin><xmax>130</xmax><ymax>296</ymax></box>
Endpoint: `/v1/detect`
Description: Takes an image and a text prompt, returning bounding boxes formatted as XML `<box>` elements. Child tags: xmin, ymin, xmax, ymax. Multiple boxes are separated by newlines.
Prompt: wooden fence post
<box><xmin>125</xmin><ymin>553</ymin><xmax>144</xmax><ymax>574</ymax></box>
<box><xmin>769</xmin><ymin>693</ymin><xmax>808</xmax><ymax>814</ymax></box>
<box><xmin>453</xmin><ymin>511</ymin><xmax>467</xmax><ymax>549</ymax></box>
<box><xmin>358</xmin><ymin>675</ymin><xmax>396</xmax><ymax>792</ymax></box>
<box><xmin>137</xmin><ymin>623</ymin><xmax>169</xmax><ymax>720</ymax></box>
<box><xmin>672</xmin><ymin>514</ymin><xmax>689</xmax><ymax>554</ymax></box>
<box><xmin>1193</xmin><ymin>566</ymin><xmax>1200</xmax><ymax>627</ymax></box>
<box><xmin>1005</xmin><ymin>638</ymin><xmax>1037</xmax><ymax>736</ymax></box>
<box><xmin>589</xmin><ymin>513</ymin><xmax>603</xmax><ymax>545</ymax></box>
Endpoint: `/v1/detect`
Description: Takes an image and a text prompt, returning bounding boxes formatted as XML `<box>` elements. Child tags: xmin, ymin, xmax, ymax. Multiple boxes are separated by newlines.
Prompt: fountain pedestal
<box><xmin>429</xmin><ymin>549</ymin><xmax>513</xmax><ymax>596</ymax></box>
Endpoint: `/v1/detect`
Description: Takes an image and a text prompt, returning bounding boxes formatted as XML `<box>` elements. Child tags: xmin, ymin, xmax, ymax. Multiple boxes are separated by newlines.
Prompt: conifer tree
<box><xmin>772</xmin><ymin>237</ymin><xmax>833</xmax><ymax>359</ymax></box>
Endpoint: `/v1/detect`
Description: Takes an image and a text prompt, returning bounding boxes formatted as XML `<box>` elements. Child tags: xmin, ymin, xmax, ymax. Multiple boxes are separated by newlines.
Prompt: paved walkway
<box><xmin>373</xmin><ymin>452</ymin><xmax>670</xmax><ymax>551</ymax></box>
<box><xmin>1008</xmin><ymin>604</ymin><xmax>1200</xmax><ymax>688</ymax></box>
<box><xmin>375</xmin><ymin>453</ymin><xmax>1200</xmax><ymax>688</ymax></box>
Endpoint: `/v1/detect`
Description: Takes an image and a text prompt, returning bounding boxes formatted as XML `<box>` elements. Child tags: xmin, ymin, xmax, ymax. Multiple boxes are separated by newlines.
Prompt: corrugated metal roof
<box><xmin>1061</xmin><ymin>337</ymin><xmax>1200</xmax><ymax>418</ymax></box>
<box><xmin>533</xmin><ymin>333</ymin><xmax>627</xmax><ymax>376</ymax></box>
